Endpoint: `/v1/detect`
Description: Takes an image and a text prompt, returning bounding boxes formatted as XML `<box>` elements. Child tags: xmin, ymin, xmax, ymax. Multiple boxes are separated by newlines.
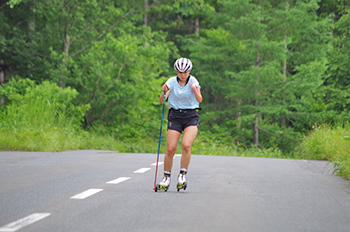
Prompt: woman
<box><xmin>157</xmin><ymin>58</ymin><xmax>202</xmax><ymax>191</ymax></box>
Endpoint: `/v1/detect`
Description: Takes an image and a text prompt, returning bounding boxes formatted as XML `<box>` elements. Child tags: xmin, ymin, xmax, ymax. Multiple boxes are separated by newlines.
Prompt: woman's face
<box><xmin>176</xmin><ymin>71</ymin><xmax>191</xmax><ymax>81</ymax></box>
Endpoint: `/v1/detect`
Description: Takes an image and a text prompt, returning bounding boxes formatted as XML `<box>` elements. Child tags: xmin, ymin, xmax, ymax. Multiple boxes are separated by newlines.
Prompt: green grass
<box><xmin>0</xmin><ymin>81</ymin><xmax>122</xmax><ymax>152</ymax></box>
<box><xmin>1</xmin><ymin>90</ymin><xmax>348</xmax><ymax>181</ymax></box>
<box><xmin>117</xmin><ymin>132</ymin><xmax>299</xmax><ymax>159</ymax></box>
<box><xmin>295</xmin><ymin>124</ymin><xmax>350</xmax><ymax>180</ymax></box>
<box><xmin>0</xmin><ymin>122</ymin><xmax>297</xmax><ymax>160</ymax></box>
<box><xmin>1</xmin><ymin>123</ymin><xmax>349</xmax><ymax>182</ymax></box>
<box><xmin>0</xmin><ymin>128</ymin><xmax>123</xmax><ymax>152</ymax></box>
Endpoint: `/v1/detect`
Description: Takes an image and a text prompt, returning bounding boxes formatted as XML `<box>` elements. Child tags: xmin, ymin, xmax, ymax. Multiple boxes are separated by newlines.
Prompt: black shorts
<box><xmin>167</xmin><ymin>109</ymin><xmax>199</xmax><ymax>133</ymax></box>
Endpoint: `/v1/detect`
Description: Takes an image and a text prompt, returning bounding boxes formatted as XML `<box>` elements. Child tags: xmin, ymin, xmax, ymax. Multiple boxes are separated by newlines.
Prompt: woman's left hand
<box><xmin>189</xmin><ymin>82</ymin><xmax>202</xmax><ymax>103</ymax></box>
<box><xmin>189</xmin><ymin>82</ymin><xmax>197</xmax><ymax>91</ymax></box>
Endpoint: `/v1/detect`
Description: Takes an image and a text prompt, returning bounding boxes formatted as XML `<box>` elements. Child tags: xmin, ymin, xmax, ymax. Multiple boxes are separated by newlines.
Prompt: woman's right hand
<box><xmin>162</xmin><ymin>84</ymin><xmax>169</xmax><ymax>92</ymax></box>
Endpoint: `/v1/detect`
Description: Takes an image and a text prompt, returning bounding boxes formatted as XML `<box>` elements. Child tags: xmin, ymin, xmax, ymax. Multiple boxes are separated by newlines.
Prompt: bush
<box><xmin>0</xmin><ymin>79</ymin><xmax>89</xmax><ymax>151</ymax></box>
<box><xmin>296</xmin><ymin>124</ymin><xmax>350</xmax><ymax>180</ymax></box>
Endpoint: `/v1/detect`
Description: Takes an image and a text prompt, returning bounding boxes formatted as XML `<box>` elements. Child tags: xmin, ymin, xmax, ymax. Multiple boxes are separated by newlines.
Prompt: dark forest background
<box><xmin>1</xmin><ymin>0</ymin><xmax>350</xmax><ymax>168</ymax></box>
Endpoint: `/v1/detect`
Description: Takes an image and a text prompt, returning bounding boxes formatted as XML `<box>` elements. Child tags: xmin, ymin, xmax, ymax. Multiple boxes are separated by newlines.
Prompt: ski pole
<box><xmin>153</xmin><ymin>91</ymin><xmax>166</xmax><ymax>191</ymax></box>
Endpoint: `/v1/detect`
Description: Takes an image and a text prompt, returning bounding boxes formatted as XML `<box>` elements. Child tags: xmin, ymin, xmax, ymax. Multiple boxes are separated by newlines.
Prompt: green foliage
<box><xmin>0</xmin><ymin>79</ymin><xmax>90</xmax><ymax>151</ymax></box>
<box><xmin>296</xmin><ymin>124</ymin><xmax>350</xmax><ymax>180</ymax></box>
<box><xmin>1</xmin><ymin>0</ymin><xmax>350</xmax><ymax>181</ymax></box>
<box><xmin>326</xmin><ymin>12</ymin><xmax>350</xmax><ymax>113</ymax></box>
<box><xmin>7</xmin><ymin>0</ymin><xmax>23</xmax><ymax>8</ymax></box>
<box><xmin>180</xmin><ymin>0</ymin><xmax>333</xmax><ymax>151</ymax></box>
<box><xmin>296</xmin><ymin>124</ymin><xmax>350</xmax><ymax>159</ymax></box>
<box><xmin>52</xmin><ymin>30</ymin><xmax>175</xmax><ymax>131</ymax></box>
<box><xmin>1</xmin><ymin>78</ymin><xmax>88</xmax><ymax>127</ymax></box>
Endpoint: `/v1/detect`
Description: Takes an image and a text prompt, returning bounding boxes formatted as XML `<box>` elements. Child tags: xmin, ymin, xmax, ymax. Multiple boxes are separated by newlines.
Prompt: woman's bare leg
<box><xmin>180</xmin><ymin>126</ymin><xmax>198</xmax><ymax>170</ymax></box>
<box><xmin>164</xmin><ymin>129</ymin><xmax>181</xmax><ymax>172</ymax></box>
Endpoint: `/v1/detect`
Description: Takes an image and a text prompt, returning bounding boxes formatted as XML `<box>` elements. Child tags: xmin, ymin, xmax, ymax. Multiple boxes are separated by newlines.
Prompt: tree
<box><xmin>2</xmin><ymin>0</ymin><xmax>175</xmax><ymax>132</ymax></box>
<box><xmin>325</xmin><ymin>9</ymin><xmax>350</xmax><ymax>118</ymax></box>
<box><xmin>51</xmin><ymin>30</ymin><xmax>175</xmax><ymax>131</ymax></box>
<box><xmin>185</xmin><ymin>0</ymin><xmax>332</xmax><ymax>150</ymax></box>
<box><xmin>194</xmin><ymin>0</ymin><xmax>286</xmax><ymax>148</ymax></box>
<box><xmin>1</xmin><ymin>0</ymin><xmax>344</xmax><ymax>153</ymax></box>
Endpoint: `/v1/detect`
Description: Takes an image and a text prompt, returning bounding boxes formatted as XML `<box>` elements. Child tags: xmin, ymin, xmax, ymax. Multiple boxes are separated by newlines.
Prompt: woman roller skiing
<box><xmin>156</xmin><ymin>58</ymin><xmax>202</xmax><ymax>192</ymax></box>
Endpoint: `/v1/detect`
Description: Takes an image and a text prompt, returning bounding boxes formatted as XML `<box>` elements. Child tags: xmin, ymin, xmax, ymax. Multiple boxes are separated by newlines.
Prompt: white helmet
<box><xmin>174</xmin><ymin>58</ymin><xmax>193</xmax><ymax>72</ymax></box>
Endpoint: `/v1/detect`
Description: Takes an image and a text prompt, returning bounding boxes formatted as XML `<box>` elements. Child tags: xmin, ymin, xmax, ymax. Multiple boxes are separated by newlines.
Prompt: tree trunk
<box><xmin>143</xmin><ymin>0</ymin><xmax>148</xmax><ymax>27</ymax></box>
<box><xmin>194</xmin><ymin>18</ymin><xmax>199</xmax><ymax>37</ymax></box>
<box><xmin>0</xmin><ymin>59</ymin><xmax>4</xmax><ymax>104</ymax></box>
<box><xmin>253</xmin><ymin>50</ymin><xmax>260</xmax><ymax>148</ymax></box>
<box><xmin>28</xmin><ymin>1</ymin><xmax>35</xmax><ymax>41</ymax></box>
<box><xmin>143</xmin><ymin>0</ymin><xmax>149</xmax><ymax>46</ymax></box>
<box><xmin>60</xmin><ymin>21</ymin><xmax>71</xmax><ymax>88</ymax></box>
<box><xmin>176</xmin><ymin>15</ymin><xmax>182</xmax><ymax>30</ymax></box>
<box><xmin>253</xmin><ymin>1</ymin><xmax>262</xmax><ymax>148</ymax></box>
<box><xmin>236</xmin><ymin>99</ymin><xmax>242</xmax><ymax>129</ymax></box>
<box><xmin>253</xmin><ymin>111</ymin><xmax>259</xmax><ymax>147</ymax></box>
<box><xmin>64</xmin><ymin>22</ymin><xmax>70</xmax><ymax>62</ymax></box>
<box><xmin>281</xmin><ymin>1</ymin><xmax>290</xmax><ymax>126</ymax></box>
<box><xmin>281</xmin><ymin>34</ymin><xmax>288</xmax><ymax>126</ymax></box>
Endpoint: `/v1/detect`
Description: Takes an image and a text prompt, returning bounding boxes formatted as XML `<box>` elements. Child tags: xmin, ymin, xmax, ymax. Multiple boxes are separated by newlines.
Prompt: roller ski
<box><xmin>177</xmin><ymin>169</ymin><xmax>187</xmax><ymax>192</ymax></box>
<box><xmin>155</xmin><ymin>173</ymin><xmax>170</xmax><ymax>192</ymax></box>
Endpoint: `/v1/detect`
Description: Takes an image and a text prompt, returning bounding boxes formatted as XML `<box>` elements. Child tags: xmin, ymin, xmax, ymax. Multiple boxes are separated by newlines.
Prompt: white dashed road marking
<box><xmin>70</xmin><ymin>188</ymin><xmax>103</xmax><ymax>200</ymax></box>
<box><xmin>133</xmin><ymin>168</ymin><xmax>151</xmax><ymax>173</ymax></box>
<box><xmin>151</xmin><ymin>162</ymin><xmax>164</xmax><ymax>166</ymax></box>
<box><xmin>0</xmin><ymin>213</ymin><xmax>51</xmax><ymax>232</ymax></box>
<box><xmin>0</xmin><ymin>157</ymin><xmax>159</xmax><ymax>231</ymax></box>
<box><xmin>106</xmin><ymin>177</ymin><xmax>131</xmax><ymax>184</ymax></box>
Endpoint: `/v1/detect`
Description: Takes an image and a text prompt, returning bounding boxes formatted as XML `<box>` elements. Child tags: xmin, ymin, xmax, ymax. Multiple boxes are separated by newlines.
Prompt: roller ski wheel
<box><xmin>177</xmin><ymin>182</ymin><xmax>187</xmax><ymax>192</ymax></box>
<box><xmin>155</xmin><ymin>174</ymin><xmax>171</xmax><ymax>192</ymax></box>
<box><xmin>177</xmin><ymin>170</ymin><xmax>187</xmax><ymax>192</ymax></box>
<box><xmin>155</xmin><ymin>184</ymin><xmax>169</xmax><ymax>192</ymax></box>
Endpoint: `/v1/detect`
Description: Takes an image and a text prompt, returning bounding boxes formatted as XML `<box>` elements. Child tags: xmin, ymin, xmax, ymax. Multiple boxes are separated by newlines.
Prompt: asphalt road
<box><xmin>0</xmin><ymin>150</ymin><xmax>350</xmax><ymax>232</ymax></box>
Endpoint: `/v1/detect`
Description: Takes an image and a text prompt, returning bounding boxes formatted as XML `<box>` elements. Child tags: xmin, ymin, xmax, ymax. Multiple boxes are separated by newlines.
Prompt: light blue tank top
<box><xmin>166</xmin><ymin>75</ymin><xmax>201</xmax><ymax>109</ymax></box>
